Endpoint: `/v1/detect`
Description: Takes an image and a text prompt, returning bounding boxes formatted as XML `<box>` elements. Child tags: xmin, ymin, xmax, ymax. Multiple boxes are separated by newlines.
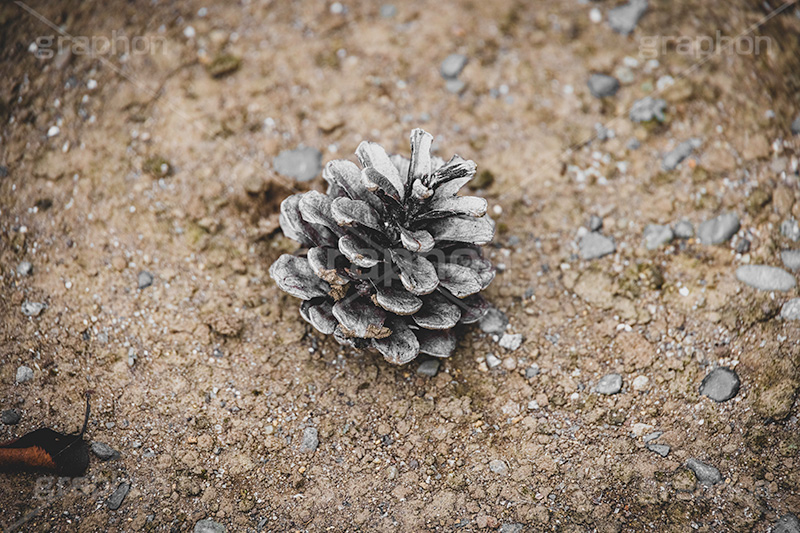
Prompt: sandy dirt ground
<box><xmin>2</xmin><ymin>0</ymin><xmax>800</xmax><ymax>531</ymax></box>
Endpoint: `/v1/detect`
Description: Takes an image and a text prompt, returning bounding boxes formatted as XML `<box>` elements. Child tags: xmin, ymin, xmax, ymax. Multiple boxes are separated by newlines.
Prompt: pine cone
<box><xmin>269</xmin><ymin>129</ymin><xmax>495</xmax><ymax>364</ymax></box>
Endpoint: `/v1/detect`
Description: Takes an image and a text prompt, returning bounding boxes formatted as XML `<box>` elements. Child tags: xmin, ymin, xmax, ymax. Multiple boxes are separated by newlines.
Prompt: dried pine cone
<box><xmin>269</xmin><ymin>128</ymin><xmax>495</xmax><ymax>364</ymax></box>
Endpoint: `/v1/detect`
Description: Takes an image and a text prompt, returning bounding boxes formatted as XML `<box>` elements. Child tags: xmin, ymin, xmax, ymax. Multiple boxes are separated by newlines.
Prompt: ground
<box><xmin>1</xmin><ymin>0</ymin><xmax>800</xmax><ymax>531</ymax></box>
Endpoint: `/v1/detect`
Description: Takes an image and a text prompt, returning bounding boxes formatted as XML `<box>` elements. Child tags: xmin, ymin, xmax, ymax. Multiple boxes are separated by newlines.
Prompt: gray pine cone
<box><xmin>269</xmin><ymin>128</ymin><xmax>495</xmax><ymax>364</ymax></box>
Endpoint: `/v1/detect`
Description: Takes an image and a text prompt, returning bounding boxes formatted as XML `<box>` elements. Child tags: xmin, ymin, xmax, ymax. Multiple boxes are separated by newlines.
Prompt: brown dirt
<box><xmin>1</xmin><ymin>0</ymin><xmax>800</xmax><ymax>531</ymax></box>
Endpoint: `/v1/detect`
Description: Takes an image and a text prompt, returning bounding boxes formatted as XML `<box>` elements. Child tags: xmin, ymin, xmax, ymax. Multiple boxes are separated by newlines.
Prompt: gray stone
<box><xmin>579</xmin><ymin>232</ymin><xmax>616</xmax><ymax>260</ymax></box>
<box><xmin>488</xmin><ymin>459</ymin><xmax>507</xmax><ymax>474</ymax></box>
<box><xmin>194</xmin><ymin>519</ymin><xmax>227</xmax><ymax>533</ymax></box>
<box><xmin>697</xmin><ymin>212</ymin><xmax>740</xmax><ymax>245</ymax></box>
<box><xmin>16</xmin><ymin>261</ymin><xmax>33</xmax><ymax>276</ymax></box>
<box><xmin>479</xmin><ymin>307</ymin><xmax>508</xmax><ymax>334</ymax></box>
<box><xmin>1</xmin><ymin>409</ymin><xmax>21</xmax><ymax>425</ymax></box>
<box><xmin>643</xmin><ymin>431</ymin><xmax>663</xmax><ymax>442</ymax></box>
<box><xmin>595</xmin><ymin>374</ymin><xmax>623</xmax><ymax>395</ymax></box>
<box><xmin>662</xmin><ymin>138</ymin><xmax>702</xmax><ymax>171</ymax></box>
<box><xmin>379</xmin><ymin>4</ymin><xmax>397</xmax><ymax>18</ymax></box>
<box><xmin>736</xmin><ymin>265</ymin><xmax>796</xmax><ymax>291</ymax></box>
<box><xmin>780</xmin><ymin>298</ymin><xmax>800</xmax><ymax>320</ymax></box>
<box><xmin>15</xmin><ymin>366</ymin><xmax>34</xmax><ymax>383</ymax></box>
<box><xmin>792</xmin><ymin>116</ymin><xmax>800</xmax><ymax>135</ymax></box>
<box><xmin>608</xmin><ymin>0</ymin><xmax>648</xmax><ymax>35</ymax></box>
<box><xmin>106</xmin><ymin>481</ymin><xmax>130</xmax><ymax>510</ymax></box>
<box><xmin>773</xmin><ymin>513</ymin><xmax>800</xmax><ymax>533</ymax></box>
<box><xmin>498</xmin><ymin>333</ymin><xmax>523</xmax><ymax>351</ymax></box>
<box><xmin>630</xmin><ymin>96</ymin><xmax>667</xmax><ymax>123</ymax></box>
<box><xmin>21</xmin><ymin>301</ymin><xmax>46</xmax><ymax>317</ymax></box>
<box><xmin>781</xmin><ymin>250</ymin><xmax>800</xmax><ymax>271</ymax></box>
<box><xmin>485</xmin><ymin>353</ymin><xmax>502</xmax><ymax>369</ymax></box>
<box><xmin>417</xmin><ymin>359</ymin><xmax>440</xmax><ymax>377</ymax></box>
<box><xmin>673</xmin><ymin>220</ymin><xmax>694</xmax><ymax>239</ymax></box>
<box><xmin>138</xmin><ymin>270</ymin><xmax>154</xmax><ymax>290</ymax></box>
<box><xmin>781</xmin><ymin>218</ymin><xmax>800</xmax><ymax>241</ymax></box>
<box><xmin>525</xmin><ymin>365</ymin><xmax>540</xmax><ymax>378</ymax></box>
<box><xmin>91</xmin><ymin>442</ymin><xmax>121</xmax><ymax>461</ymax></box>
<box><xmin>299</xmin><ymin>427</ymin><xmax>319</xmax><ymax>453</ymax></box>
<box><xmin>647</xmin><ymin>444</ymin><xmax>670</xmax><ymax>457</ymax></box>
<box><xmin>643</xmin><ymin>224</ymin><xmax>674</xmax><ymax>250</ymax></box>
<box><xmin>587</xmin><ymin>74</ymin><xmax>620</xmax><ymax>98</ymax></box>
<box><xmin>499</xmin><ymin>524</ymin><xmax>524</xmax><ymax>533</ymax></box>
<box><xmin>734</xmin><ymin>237</ymin><xmax>751</xmax><ymax>254</ymax></box>
<box><xmin>445</xmin><ymin>79</ymin><xmax>466</xmax><ymax>94</ymax></box>
<box><xmin>440</xmin><ymin>54</ymin><xmax>467</xmax><ymax>79</ymax></box>
<box><xmin>273</xmin><ymin>147</ymin><xmax>322</xmax><ymax>182</ymax></box>
<box><xmin>686</xmin><ymin>458</ymin><xmax>722</xmax><ymax>486</ymax></box>
<box><xmin>699</xmin><ymin>367</ymin><xmax>740</xmax><ymax>402</ymax></box>
<box><xmin>588</xmin><ymin>215</ymin><xmax>603</xmax><ymax>232</ymax></box>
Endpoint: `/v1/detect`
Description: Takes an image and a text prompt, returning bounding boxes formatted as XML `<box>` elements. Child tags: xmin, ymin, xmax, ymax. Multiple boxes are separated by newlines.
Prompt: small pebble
<box><xmin>107</xmin><ymin>481</ymin><xmax>130</xmax><ymax>510</ymax></box>
<box><xmin>608</xmin><ymin>0</ymin><xmax>648</xmax><ymax>35</ymax></box>
<box><xmin>697</xmin><ymin>212</ymin><xmax>740</xmax><ymax>245</ymax></box>
<box><xmin>699</xmin><ymin>367</ymin><xmax>740</xmax><ymax>402</ymax></box>
<box><xmin>673</xmin><ymin>220</ymin><xmax>694</xmax><ymax>239</ymax></box>
<box><xmin>773</xmin><ymin>513</ymin><xmax>800</xmax><ymax>533</ymax></box>
<box><xmin>138</xmin><ymin>270</ymin><xmax>154</xmax><ymax>290</ymax></box>
<box><xmin>686</xmin><ymin>458</ymin><xmax>722</xmax><ymax>486</ymax></box>
<box><xmin>273</xmin><ymin>147</ymin><xmax>322</xmax><ymax>182</ymax></box>
<box><xmin>781</xmin><ymin>298</ymin><xmax>800</xmax><ymax>320</ymax></box>
<box><xmin>440</xmin><ymin>54</ymin><xmax>468</xmax><ymax>79</ymax></box>
<box><xmin>194</xmin><ymin>519</ymin><xmax>227</xmax><ymax>533</ymax></box>
<box><xmin>588</xmin><ymin>215</ymin><xmax>603</xmax><ymax>231</ymax></box>
<box><xmin>417</xmin><ymin>359</ymin><xmax>440</xmax><ymax>377</ymax></box>
<box><xmin>647</xmin><ymin>444</ymin><xmax>670</xmax><ymax>457</ymax></box>
<box><xmin>445</xmin><ymin>79</ymin><xmax>466</xmax><ymax>94</ymax></box>
<box><xmin>17</xmin><ymin>261</ymin><xmax>33</xmax><ymax>276</ymax></box>
<box><xmin>47</xmin><ymin>125</ymin><xmax>60</xmax><ymax>137</ymax></box>
<box><xmin>16</xmin><ymin>366</ymin><xmax>34</xmax><ymax>383</ymax></box>
<box><xmin>21</xmin><ymin>301</ymin><xmax>46</xmax><ymax>317</ymax></box>
<box><xmin>735</xmin><ymin>265</ymin><xmax>796</xmax><ymax>292</ymax></box>
<box><xmin>299</xmin><ymin>427</ymin><xmax>319</xmax><ymax>453</ymax></box>
<box><xmin>734</xmin><ymin>237</ymin><xmax>751</xmax><ymax>254</ymax></box>
<box><xmin>579</xmin><ymin>232</ymin><xmax>616</xmax><ymax>260</ymax></box>
<box><xmin>91</xmin><ymin>442</ymin><xmax>121</xmax><ymax>461</ymax></box>
<box><xmin>502</xmin><ymin>357</ymin><xmax>517</xmax><ymax>371</ymax></box>
<box><xmin>1</xmin><ymin>409</ymin><xmax>21</xmax><ymax>425</ymax></box>
<box><xmin>792</xmin><ymin>116</ymin><xmax>800</xmax><ymax>135</ymax></box>
<box><xmin>781</xmin><ymin>218</ymin><xmax>800</xmax><ymax>242</ymax></box>
<box><xmin>632</xmin><ymin>375</ymin><xmax>650</xmax><ymax>392</ymax></box>
<box><xmin>379</xmin><ymin>4</ymin><xmax>397</xmax><ymax>18</ymax></box>
<box><xmin>479</xmin><ymin>308</ymin><xmax>508</xmax><ymax>334</ymax></box>
<box><xmin>498</xmin><ymin>333</ymin><xmax>523</xmax><ymax>351</ymax></box>
<box><xmin>499</xmin><ymin>524</ymin><xmax>523</xmax><ymax>533</ymax></box>
<box><xmin>626</xmin><ymin>138</ymin><xmax>641</xmax><ymax>150</ymax></box>
<box><xmin>643</xmin><ymin>224</ymin><xmax>673</xmax><ymax>250</ymax></box>
<box><xmin>662</xmin><ymin>138</ymin><xmax>702</xmax><ymax>171</ymax></box>
<box><xmin>589</xmin><ymin>7</ymin><xmax>602</xmax><ymax>23</ymax></box>
<box><xmin>525</xmin><ymin>365</ymin><xmax>540</xmax><ymax>379</ymax></box>
<box><xmin>485</xmin><ymin>353</ymin><xmax>502</xmax><ymax>369</ymax></box>
<box><xmin>595</xmin><ymin>373</ymin><xmax>623</xmax><ymax>395</ymax></box>
<box><xmin>780</xmin><ymin>250</ymin><xmax>800</xmax><ymax>271</ymax></box>
<box><xmin>488</xmin><ymin>459</ymin><xmax>507</xmax><ymax>474</ymax></box>
<box><xmin>629</xmin><ymin>96</ymin><xmax>667</xmax><ymax>123</ymax></box>
<box><xmin>643</xmin><ymin>431</ymin><xmax>663</xmax><ymax>442</ymax></box>
<box><xmin>587</xmin><ymin>74</ymin><xmax>620</xmax><ymax>98</ymax></box>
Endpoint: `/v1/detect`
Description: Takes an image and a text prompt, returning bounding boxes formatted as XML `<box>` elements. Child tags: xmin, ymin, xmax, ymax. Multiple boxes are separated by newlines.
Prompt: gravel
<box><xmin>1</xmin><ymin>409</ymin><xmax>21</xmax><ymax>425</ymax></box>
<box><xmin>15</xmin><ymin>365</ymin><xmax>34</xmax><ymax>383</ymax></box>
<box><xmin>498</xmin><ymin>333</ymin><xmax>523</xmax><ymax>351</ymax></box>
<box><xmin>488</xmin><ymin>459</ymin><xmax>508</xmax><ymax>474</ymax></box>
<box><xmin>673</xmin><ymin>220</ymin><xmax>694</xmax><ymax>239</ymax></box>
<box><xmin>780</xmin><ymin>218</ymin><xmax>800</xmax><ymax>241</ymax></box>
<box><xmin>595</xmin><ymin>373</ymin><xmax>623</xmax><ymax>395</ymax></box>
<box><xmin>647</xmin><ymin>443</ymin><xmax>670</xmax><ymax>457</ymax></box>
<box><xmin>792</xmin><ymin>116</ymin><xmax>800</xmax><ymax>135</ymax></box>
<box><xmin>138</xmin><ymin>270</ymin><xmax>154</xmax><ymax>290</ymax></box>
<box><xmin>16</xmin><ymin>261</ymin><xmax>33</xmax><ymax>276</ymax></box>
<box><xmin>194</xmin><ymin>519</ymin><xmax>227</xmax><ymax>533</ymax></box>
<box><xmin>499</xmin><ymin>524</ymin><xmax>524</xmax><ymax>533</ymax></box>
<box><xmin>662</xmin><ymin>138</ymin><xmax>702</xmax><ymax>171</ymax></box>
<box><xmin>773</xmin><ymin>513</ymin><xmax>800</xmax><ymax>533</ymax></box>
<box><xmin>686</xmin><ymin>458</ymin><xmax>722</xmax><ymax>486</ymax></box>
<box><xmin>525</xmin><ymin>365</ymin><xmax>540</xmax><ymax>378</ymax></box>
<box><xmin>21</xmin><ymin>301</ymin><xmax>46</xmax><ymax>317</ymax></box>
<box><xmin>579</xmin><ymin>232</ymin><xmax>616</xmax><ymax>260</ymax></box>
<box><xmin>485</xmin><ymin>353</ymin><xmax>502</xmax><ymax>369</ymax></box>
<box><xmin>699</xmin><ymin>367</ymin><xmax>740</xmax><ymax>402</ymax></box>
<box><xmin>587</xmin><ymin>74</ymin><xmax>620</xmax><ymax>98</ymax></box>
<box><xmin>91</xmin><ymin>441</ymin><xmax>121</xmax><ymax>461</ymax></box>
<box><xmin>697</xmin><ymin>212</ymin><xmax>740</xmax><ymax>245</ymax></box>
<box><xmin>106</xmin><ymin>481</ymin><xmax>130</xmax><ymax>510</ymax></box>
<box><xmin>632</xmin><ymin>375</ymin><xmax>650</xmax><ymax>392</ymax></box>
<box><xmin>588</xmin><ymin>215</ymin><xmax>603</xmax><ymax>231</ymax></box>
<box><xmin>273</xmin><ymin>147</ymin><xmax>322</xmax><ymax>182</ymax></box>
<box><xmin>440</xmin><ymin>54</ymin><xmax>467</xmax><ymax>79</ymax></box>
<box><xmin>479</xmin><ymin>307</ymin><xmax>508</xmax><ymax>334</ymax></box>
<box><xmin>735</xmin><ymin>265</ymin><xmax>797</xmax><ymax>291</ymax></box>
<box><xmin>608</xmin><ymin>0</ymin><xmax>648</xmax><ymax>35</ymax></box>
<box><xmin>643</xmin><ymin>224</ymin><xmax>673</xmax><ymax>249</ymax></box>
<box><xmin>781</xmin><ymin>250</ymin><xmax>800</xmax><ymax>271</ymax></box>
<box><xmin>299</xmin><ymin>427</ymin><xmax>319</xmax><ymax>453</ymax></box>
<box><xmin>416</xmin><ymin>359</ymin><xmax>440</xmax><ymax>377</ymax></box>
<box><xmin>630</xmin><ymin>96</ymin><xmax>666</xmax><ymax>123</ymax></box>
<box><xmin>780</xmin><ymin>298</ymin><xmax>800</xmax><ymax>320</ymax></box>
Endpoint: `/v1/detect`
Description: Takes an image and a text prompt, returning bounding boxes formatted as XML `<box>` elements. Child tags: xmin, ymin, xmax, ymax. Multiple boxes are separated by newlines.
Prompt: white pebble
<box><xmin>589</xmin><ymin>8</ymin><xmax>602</xmax><ymax>23</ymax></box>
<box><xmin>183</xmin><ymin>26</ymin><xmax>196</xmax><ymax>38</ymax></box>
<box><xmin>87</xmin><ymin>79</ymin><xmax>98</xmax><ymax>90</ymax></box>
<box><xmin>47</xmin><ymin>126</ymin><xmax>60</xmax><ymax>137</ymax></box>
